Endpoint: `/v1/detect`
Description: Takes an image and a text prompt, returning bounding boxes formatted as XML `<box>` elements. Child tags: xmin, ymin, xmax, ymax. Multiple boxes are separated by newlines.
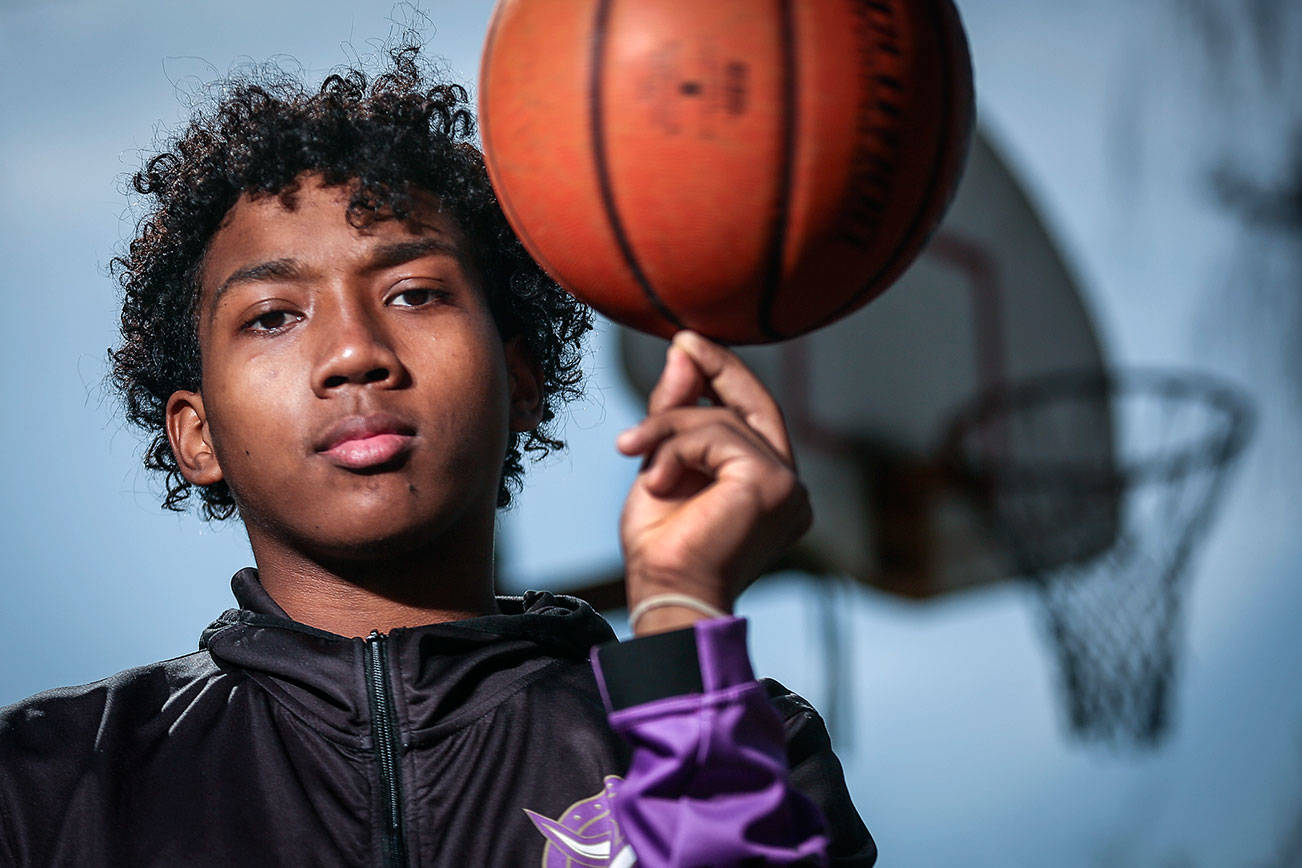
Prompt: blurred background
<box><xmin>1</xmin><ymin>0</ymin><xmax>1299</xmax><ymax>864</ymax></box>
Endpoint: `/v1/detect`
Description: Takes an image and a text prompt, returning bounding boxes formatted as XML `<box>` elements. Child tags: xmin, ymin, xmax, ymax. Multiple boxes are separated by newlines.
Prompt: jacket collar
<box><xmin>199</xmin><ymin>568</ymin><xmax>616</xmax><ymax>745</ymax></box>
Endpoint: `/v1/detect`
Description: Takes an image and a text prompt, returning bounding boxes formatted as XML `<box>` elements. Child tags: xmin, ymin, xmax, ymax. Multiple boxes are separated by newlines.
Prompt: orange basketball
<box><xmin>479</xmin><ymin>0</ymin><xmax>974</xmax><ymax>344</ymax></box>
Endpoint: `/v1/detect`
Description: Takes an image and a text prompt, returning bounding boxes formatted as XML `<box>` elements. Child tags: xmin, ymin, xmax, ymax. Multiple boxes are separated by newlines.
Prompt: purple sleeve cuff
<box><xmin>591</xmin><ymin>617</ymin><xmax>755</xmax><ymax>712</ymax></box>
<box><xmin>591</xmin><ymin>618</ymin><xmax>829</xmax><ymax>867</ymax></box>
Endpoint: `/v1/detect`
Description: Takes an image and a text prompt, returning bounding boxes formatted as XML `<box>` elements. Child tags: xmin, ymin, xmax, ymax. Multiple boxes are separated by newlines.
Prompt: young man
<box><xmin>0</xmin><ymin>47</ymin><xmax>875</xmax><ymax>866</ymax></box>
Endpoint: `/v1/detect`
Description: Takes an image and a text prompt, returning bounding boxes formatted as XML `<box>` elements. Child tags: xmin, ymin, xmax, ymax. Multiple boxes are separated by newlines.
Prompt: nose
<box><xmin>311</xmin><ymin>310</ymin><xmax>408</xmax><ymax>397</ymax></box>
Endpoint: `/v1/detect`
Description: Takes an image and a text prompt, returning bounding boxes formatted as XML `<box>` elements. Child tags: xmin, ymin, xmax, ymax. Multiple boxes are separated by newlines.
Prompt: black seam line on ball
<box><xmin>591</xmin><ymin>0</ymin><xmax>686</xmax><ymax>333</ymax></box>
<box><xmin>758</xmin><ymin>0</ymin><xmax>798</xmax><ymax>342</ymax></box>
<box><xmin>813</xmin><ymin>0</ymin><xmax>966</xmax><ymax>334</ymax></box>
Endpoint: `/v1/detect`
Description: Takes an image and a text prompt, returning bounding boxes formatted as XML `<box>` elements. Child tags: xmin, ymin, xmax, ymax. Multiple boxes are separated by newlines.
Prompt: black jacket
<box><xmin>0</xmin><ymin>569</ymin><xmax>874</xmax><ymax>866</ymax></box>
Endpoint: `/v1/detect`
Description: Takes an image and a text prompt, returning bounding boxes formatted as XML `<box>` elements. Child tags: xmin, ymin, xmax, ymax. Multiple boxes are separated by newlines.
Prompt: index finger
<box><xmin>668</xmin><ymin>330</ymin><xmax>793</xmax><ymax>462</ymax></box>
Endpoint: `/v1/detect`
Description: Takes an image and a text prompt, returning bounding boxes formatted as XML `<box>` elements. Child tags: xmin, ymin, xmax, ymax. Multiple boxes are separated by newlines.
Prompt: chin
<box><xmin>232</xmin><ymin>466</ymin><xmax>497</xmax><ymax>564</ymax></box>
<box><xmin>297</xmin><ymin>497</ymin><xmax>479</xmax><ymax>563</ymax></box>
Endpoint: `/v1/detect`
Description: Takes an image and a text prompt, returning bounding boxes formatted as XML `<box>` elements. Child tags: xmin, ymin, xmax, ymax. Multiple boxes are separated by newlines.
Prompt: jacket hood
<box><xmin>198</xmin><ymin>568</ymin><xmax>616</xmax><ymax>745</ymax></box>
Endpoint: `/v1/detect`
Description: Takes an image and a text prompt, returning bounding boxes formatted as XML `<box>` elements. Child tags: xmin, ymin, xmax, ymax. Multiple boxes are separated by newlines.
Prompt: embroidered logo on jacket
<box><xmin>524</xmin><ymin>775</ymin><xmax>635</xmax><ymax>867</ymax></box>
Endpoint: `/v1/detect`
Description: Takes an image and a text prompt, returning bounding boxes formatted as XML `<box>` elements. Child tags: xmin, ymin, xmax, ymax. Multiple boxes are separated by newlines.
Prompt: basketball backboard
<box><xmin>617</xmin><ymin>126</ymin><xmax>1115</xmax><ymax>600</ymax></box>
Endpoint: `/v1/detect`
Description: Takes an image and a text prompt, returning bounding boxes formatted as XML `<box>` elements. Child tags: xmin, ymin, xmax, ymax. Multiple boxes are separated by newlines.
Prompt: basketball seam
<box><xmin>757</xmin><ymin>0</ymin><xmax>798</xmax><ymax>343</ymax></box>
<box><xmin>808</xmin><ymin>0</ymin><xmax>970</xmax><ymax>334</ymax></box>
<box><xmin>590</xmin><ymin>0</ymin><xmax>686</xmax><ymax>333</ymax></box>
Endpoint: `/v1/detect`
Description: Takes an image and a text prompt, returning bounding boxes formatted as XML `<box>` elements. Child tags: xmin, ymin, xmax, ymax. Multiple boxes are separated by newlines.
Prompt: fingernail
<box><xmin>671</xmin><ymin>330</ymin><xmax>705</xmax><ymax>358</ymax></box>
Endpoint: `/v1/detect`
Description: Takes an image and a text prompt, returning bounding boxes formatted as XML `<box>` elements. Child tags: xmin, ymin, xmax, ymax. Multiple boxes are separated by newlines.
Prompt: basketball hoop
<box><xmin>945</xmin><ymin>369</ymin><xmax>1253</xmax><ymax>748</ymax></box>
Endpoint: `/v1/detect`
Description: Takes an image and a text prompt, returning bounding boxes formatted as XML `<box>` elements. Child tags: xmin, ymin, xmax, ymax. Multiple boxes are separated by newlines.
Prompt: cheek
<box><xmin>425</xmin><ymin>325</ymin><xmax>512</xmax><ymax>410</ymax></box>
<box><xmin>204</xmin><ymin>367</ymin><xmax>296</xmax><ymax>477</ymax></box>
<box><xmin>441</xmin><ymin>352</ymin><xmax>511</xmax><ymax>445</ymax></box>
<box><xmin>475</xmin><ymin>345</ymin><xmax>515</xmax><ymax>434</ymax></box>
<box><xmin>422</xmin><ymin>346</ymin><xmax>513</xmax><ymax>477</ymax></box>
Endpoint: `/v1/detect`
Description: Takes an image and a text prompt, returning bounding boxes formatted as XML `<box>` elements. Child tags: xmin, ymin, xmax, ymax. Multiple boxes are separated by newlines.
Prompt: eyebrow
<box><xmin>207</xmin><ymin>237</ymin><xmax>464</xmax><ymax>315</ymax></box>
<box><xmin>210</xmin><ymin>258</ymin><xmax>306</xmax><ymax>310</ymax></box>
<box><xmin>362</xmin><ymin>237</ymin><xmax>463</xmax><ymax>272</ymax></box>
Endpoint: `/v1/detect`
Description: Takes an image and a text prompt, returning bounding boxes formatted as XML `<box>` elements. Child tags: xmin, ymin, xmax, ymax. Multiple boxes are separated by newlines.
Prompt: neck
<box><xmin>245</xmin><ymin>521</ymin><xmax>500</xmax><ymax>638</ymax></box>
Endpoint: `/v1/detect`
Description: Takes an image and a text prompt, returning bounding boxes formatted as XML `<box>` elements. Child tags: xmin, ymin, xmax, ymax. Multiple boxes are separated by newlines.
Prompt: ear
<box><xmin>504</xmin><ymin>336</ymin><xmax>545</xmax><ymax>432</ymax></box>
<box><xmin>165</xmin><ymin>390</ymin><xmax>225</xmax><ymax>486</ymax></box>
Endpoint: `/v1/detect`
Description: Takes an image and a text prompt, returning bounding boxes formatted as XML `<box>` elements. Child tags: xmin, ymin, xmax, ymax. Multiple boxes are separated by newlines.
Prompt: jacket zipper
<box><xmin>365</xmin><ymin>631</ymin><xmax>408</xmax><ymax>868</ymax></box>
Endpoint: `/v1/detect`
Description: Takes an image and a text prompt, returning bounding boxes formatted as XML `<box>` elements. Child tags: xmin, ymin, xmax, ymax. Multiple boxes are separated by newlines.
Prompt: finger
<box><xmin>646</xmin><ymin>341</ymin><xmax>705</xmax><ymax>415</ymax></box>
<box><xmin>636</xmin><ymin>422</ymin><xmax>786</xmax><ymax>500</ymax></box>
<box><xmin>670</xmin><ymin>331</ymin><xmax>793</xmax><ymax>462</ymax></box>
<box><xmin>635</xmin><ymin>427</ymin><xmax>811</xmax><ymax>558</ymax></box>
<box><xmin>616</xmin><ymin>406</ymin><xmax>778</xmax><ymax>461</ymax></box>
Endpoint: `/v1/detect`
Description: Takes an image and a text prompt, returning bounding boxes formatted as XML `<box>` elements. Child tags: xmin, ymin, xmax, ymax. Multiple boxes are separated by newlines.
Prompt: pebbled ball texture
<box><xmin>480</xmin><ymin>0</ymin><xmax>974</xmax><ymax>344</ymax></box>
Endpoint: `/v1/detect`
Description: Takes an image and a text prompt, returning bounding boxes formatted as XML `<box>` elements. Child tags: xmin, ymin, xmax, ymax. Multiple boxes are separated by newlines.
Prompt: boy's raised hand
<box><xmin>616</xmin><ymin>331</ymin><xmax>812</xmax><ymax>635</ymax></box>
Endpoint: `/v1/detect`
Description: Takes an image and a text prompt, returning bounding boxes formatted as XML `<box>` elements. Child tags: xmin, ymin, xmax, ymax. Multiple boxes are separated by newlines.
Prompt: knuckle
<box><xmin>736</xmin><ymin>481</ymin><xmax>768</xmax><ymax>514</ymax></box>
<box><xmin>685</xmin><ymin>417</ymin><xmax>739</xmax><ymax>446</ymax></box>
<box><xmin>705</xmin><ymin>418</ymin><xmax>738</xmax><ymax>439</ymax></box>
<box><xmin>758</xmin><ymin>466</ymin><xmax>798</xmax><ymax>508</ymax></box>
<box><xmin>773</xmin><ymin>464</ymin><xmax>801</xmax><ymax>493</ymax></box>
<box><xmin>667</xmin><ymin>406</ymin><xmax>723</xmax><ymax>427</ymax></box>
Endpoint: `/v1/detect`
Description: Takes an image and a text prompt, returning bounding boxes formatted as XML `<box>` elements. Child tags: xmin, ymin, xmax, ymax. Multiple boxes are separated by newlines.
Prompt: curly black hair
<box><xmin>110</xmin><ymin>44</ymin><xmax>592</xmax><ymax>520</ymax></box>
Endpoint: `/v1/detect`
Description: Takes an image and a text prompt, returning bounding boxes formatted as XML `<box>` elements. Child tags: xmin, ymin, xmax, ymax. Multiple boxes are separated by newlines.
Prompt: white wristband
<box><xmin>628</xmin><ymin>593</ymin><xmax>729</xmax><ymax>633</ymax></box>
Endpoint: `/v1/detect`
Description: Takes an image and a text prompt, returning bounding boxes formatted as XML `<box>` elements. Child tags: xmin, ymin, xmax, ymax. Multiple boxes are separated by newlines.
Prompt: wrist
<box><xmin>625</xmin><ymin>565</ymin><xmax>734</xmax><ymax>611</ymax></box>
<box><xmin>631</xmin><ymin>605</ymin><xmax>711</xmax><ymax>636</ymax></box>
<box><xmin>627</xmin><ymin>591</ymin><xmax>731</xmax><ymax>636</ymax></box>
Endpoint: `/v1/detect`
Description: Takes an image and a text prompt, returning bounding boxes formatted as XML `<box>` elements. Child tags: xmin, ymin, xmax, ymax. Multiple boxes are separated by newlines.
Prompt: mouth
<box><xmin>315</xmin><ymin>413</ymin><xmax>417</xmax><ymax>471</ymax></box>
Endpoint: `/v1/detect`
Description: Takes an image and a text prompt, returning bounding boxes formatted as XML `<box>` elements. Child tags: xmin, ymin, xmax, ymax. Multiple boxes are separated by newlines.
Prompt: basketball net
<box><xmin>947</xmin><ymin>370</ymin><xmax>1252</xmax><ymax>748</ymax></box>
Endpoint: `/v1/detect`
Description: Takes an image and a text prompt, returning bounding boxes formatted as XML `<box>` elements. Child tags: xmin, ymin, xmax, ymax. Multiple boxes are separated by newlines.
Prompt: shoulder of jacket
<box><xmin>0</xmin><ymin>652</ymin><xmax>228</xmax><ymax>865</ymax></box>
<box><xmin>761</xmin><ymin>677</ymin><xmax>818</xmax><ymax>714</ymax></box>
<box><xmin>759</xmin><ymin>678</ymin><xmax>877</xmax><ymax>866</ymax></box>
<box><xmin>760</xmin><ymin>677</ymin><xmax>830</xmax><ymax>750</ymax></box>
<box><xmin>0</xmin><ymin>650</ymin><xmax>222</xmax><ymax>748</ymax></box>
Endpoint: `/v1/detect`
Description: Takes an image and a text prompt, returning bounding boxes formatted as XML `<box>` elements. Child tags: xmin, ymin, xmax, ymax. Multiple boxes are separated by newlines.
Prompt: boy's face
<box><xmin>166</xmin><ymin>174</ymin><xmax>541</xmax><ymax>560</ymax></box>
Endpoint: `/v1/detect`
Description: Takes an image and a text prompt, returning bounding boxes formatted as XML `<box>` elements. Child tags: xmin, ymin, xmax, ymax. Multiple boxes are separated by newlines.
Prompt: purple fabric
<box><xmin>694</xmin><ymin>617</ymin><xmax>755</xmax><ymax>691</ymax></box>
<box><xmin>594</xmin><ymin>618</ymin><xmax>830</xmax><ymax>867</ymax></box>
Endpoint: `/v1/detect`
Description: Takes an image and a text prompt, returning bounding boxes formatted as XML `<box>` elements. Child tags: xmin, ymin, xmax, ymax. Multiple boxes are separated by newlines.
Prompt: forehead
<box><xmin>200</xmin><ymin>176</ymin><xmax>468</xmax><ymax>293</ymax></box>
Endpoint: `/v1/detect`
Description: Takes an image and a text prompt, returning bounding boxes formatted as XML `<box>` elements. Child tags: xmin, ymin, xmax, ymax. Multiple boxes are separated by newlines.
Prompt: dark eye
<box><xmin>244</xmin><ymin>310</ymin><xmax>299</xmax><ymax>333</ymax></box>
<box><xmin>390</xmin><ymin>288</ymin><xmax>446</xmax><ymax>308</ymax></box>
